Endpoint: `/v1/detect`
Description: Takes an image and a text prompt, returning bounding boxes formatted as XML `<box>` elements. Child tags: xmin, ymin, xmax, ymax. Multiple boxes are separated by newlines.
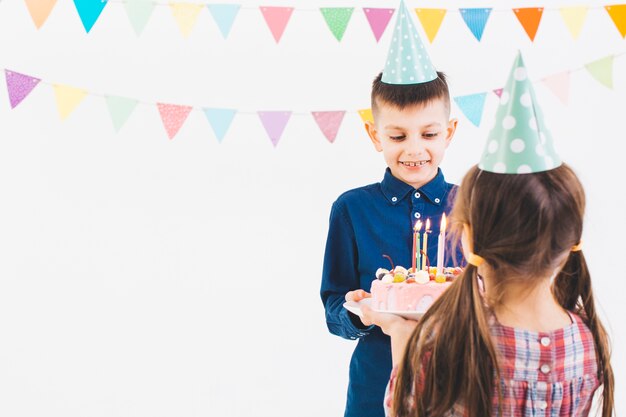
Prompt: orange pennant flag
<box><xmin>358</xmin><ymin>108</ymin><xmax>373</xmax><ymax>124</ymax></box>
<box><xmin>415</xmin><ymin>8</ymin><xmax>447</xmax><ymax>43</ymax></box>
<box><xmin>605</xmin><ymin>4</ymin><xmax>626</xmax><ymax>38</ymax></box>
<box><xmin>513</xmin><ymin>7</ymin><xmax>544</xmax><ymax>41</ymax></box>
<box><xmin>24</xmin><ymin>0</ymin><xmax>58</xmax><ymax>29</ymax></box>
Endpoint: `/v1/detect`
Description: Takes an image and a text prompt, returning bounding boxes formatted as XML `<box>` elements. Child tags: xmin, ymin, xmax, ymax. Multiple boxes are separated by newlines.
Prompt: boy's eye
<box><xmin>423</xmin><ymin>132</ymin><xmax>440</xmax><ymax>138</ymax></box>
<box><xmin>389</xmin><ymin>135</ymin><xmax>405</xmax><ymax>141</ymax></box>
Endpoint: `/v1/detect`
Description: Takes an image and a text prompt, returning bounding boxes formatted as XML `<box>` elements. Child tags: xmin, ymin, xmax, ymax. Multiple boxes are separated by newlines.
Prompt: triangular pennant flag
<box><xmin>124</xmin><ymin>0</ymin><xmax>155</xmax><ymax>36</ymax></box>
<box><xmin>605</xmin><ymin>4</ymin><xmax>626</xmax><ymax>38</ymax></box>
<box><xmin>320</xmin><ymin>8</ymin><xmax>354</xmax><ymax>42</ymax></box>
<box><xmin>493</xmin><ymin>88</ymin><xmax>503</xmax><ymax>98</ymax></box>
<box><xmin>157</xmin><ymin>103</ymin><xmax>192</xmax><ymax>139</ymax></box>
<box><xmin>363</xmin><ymin>8</ymin><xmax>394</xmax><ymax>42</ymax></box>
<box><xmin>559</xmin><ymin>6</ymin><xmax>588</xmax><ymax>39</ymax></box>
<box><xmin>479</xmin><ymin>52</ymin><xmax>561</xmax><ymax>174</ymax></box>
<box><xmin>260</xmin><ymin>6</ymin><xmax>294</xmax><ymax>43</ymax></box>
<box><xmin>585</xmin><ymin>55</ymin><xmax>614</xmax><ymax>89</ymax></box>
<box><xmin>169</xmin><ymin>3</ymin><xmax>203</xmax><ymax>38</ymax></box>
<box><xmin>105</xmin><ymin>95</ymin><xmax>138</xmax><ymax>132</ymax></box>
<box><xmin>513</xmin><ymin>8</ymin><xmax>544</xmax><ymax>41</ymax></box>
<box><xmin>5</xmin><ymin>70</ymin><xmax>41</xmax><ymax>109</ymax></box>
<box><xmin>542</xmin><ymin>72</ymin><xmax>570</xmax><ymax>104</ymax></box>
<box><xmin>202</xmin><ymin>108</ymin><xmax>236</xmax><ymax>142</ymax></box>
<box><xmin>454</xmin><ymin>93</ymin><xmax>487</xmax><ymax>127</ymax></box>
<box><xmin>53</xmin><ymin>84</ymin><xmax>87</xmax><ymax>120</ymax></box>
<box><xmin>459</xmin><ymin>8</ymin><xmax>492</xmax><ymax>41</ymax></box>
<box><xmin>207</xmin><ymin>4</ymin><xmax>241</xmax><ymax>39</ymax></box>
<box><xmin>72</xmin><ymin>0</ymin><xmax>108</xmax><ymax>33</ymax></box>
<box><xmin>312</xmin><ymin>111</ymin><xmax>346</xmax><ymax>143</ymax></box>
<box><xmin>415</xmin><ymin>8</ymin><xmax>447</xmax><ymax>43</ymax></box>
<box><xmin>358</xmin><ymin>108</ymin><xmax>373</xmax><ymax>124</ymax></box>
<box><xmin>257</xmin><ymin>111</ymin><xmax>291</xmax><ymax>147</ymax></box>
<box><xmin>24</xmin><ymin>0</ymin><xmax>58</xmax><ymax>29</ymax></box>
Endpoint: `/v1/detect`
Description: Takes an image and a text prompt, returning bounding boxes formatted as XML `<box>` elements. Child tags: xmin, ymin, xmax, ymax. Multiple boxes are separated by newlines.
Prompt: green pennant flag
<box><xmin>320</xmin><ymin>7</ymin><xmax>354</xmax><ymax>41</ymax></box>
<box><xmin>105</xmin><ymin>95</ymin><xmax>138</xmax><ymax>132</ymax></box>
<box><xmin>124</xmin><ymin>0</ymin><xmax>155</xmax><ymax>36</ymax></box>
<box><xmin>585</xmin><ymin>55</ymin><xmax>614</xmax><ymax>89</ymax></box>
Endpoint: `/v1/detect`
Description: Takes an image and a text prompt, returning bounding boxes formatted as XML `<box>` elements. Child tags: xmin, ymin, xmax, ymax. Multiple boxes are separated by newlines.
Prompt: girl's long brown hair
<box><xmin>392</xmin><ymin>164</ymin><xmax>614</xmax><ymax>417</ymax></box>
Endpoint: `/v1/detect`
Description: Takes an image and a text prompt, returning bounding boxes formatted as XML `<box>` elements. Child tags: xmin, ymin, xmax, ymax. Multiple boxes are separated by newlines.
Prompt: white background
<box><xmin>0</xmin><ymin>0</ymin><xmax>624</xmax><ymax>415</ymax></box>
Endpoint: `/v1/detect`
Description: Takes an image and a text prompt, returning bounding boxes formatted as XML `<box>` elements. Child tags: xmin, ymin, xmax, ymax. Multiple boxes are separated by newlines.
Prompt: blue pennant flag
<box><xmin>454</xmin><ymin>93</ymin><xmax>487</xmax><ymax>127</ymax></box>
<box><xmin>459</xmin><ymin>8</ymin><xmax>492</xmax><ymax>41</ymax></box>
<box><xmin>203</xmin><ymin>108</ymin><xmax>236</xmax><ymax>142</ymax></box>
<box><xmin>73</xmin><ymin>0</ymin><xmax>108</xmax><ymax>33</ymax></box>
<box><xmin>207</xmin><ymin>4</ymin><xmax>241</xmax><ymax>39</ymax></box>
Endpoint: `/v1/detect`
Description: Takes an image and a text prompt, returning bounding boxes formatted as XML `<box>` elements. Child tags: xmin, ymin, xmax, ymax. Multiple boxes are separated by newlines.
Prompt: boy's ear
<box><xmin>365</xmin><ymin>121</ymin><xmax>383</xmax><ymax>152</ymax></box>
<box><xmin>444</xmin><ymin>118</ymin><xmax>458</xmax><ymax>147</ymax></box>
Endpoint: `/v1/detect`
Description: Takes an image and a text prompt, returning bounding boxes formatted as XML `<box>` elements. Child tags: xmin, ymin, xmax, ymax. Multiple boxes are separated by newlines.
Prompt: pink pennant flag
<box><xmin>492</xmin><ymin>88</ymin><xmax>503</xmax><ymax>98</ymax></box>
<box><xmin>312</xmin><ymin>111</ymin><xmax>345</xmax><ymax>143</ymax></box>
<box><xmin>363</xmin><ymin>7</ymin><xmax>394</xmax><ymax>42</ymax></box>
<box><xmin>542</xmin><ymin>72</ymin><xmax>570</xmax><ymax>104</ymax></box>
<box><xmin>157</xmin><ymin>103</ymin><xmax>192</xmax><ymax>140</ymax></box>
<box><xmin>258</xmin><ymin>111</ymin><xmax>291</xmax><ymax>147</ymax></box>
<box><xmin>260</xmin><ymin>6</ymin><xmax>294</xmax><ymax>43</ymax></box>
<box><xmin>5</xmin><ymin>69</ymin><xmax>41</xmax><ymax>109</ymax></box>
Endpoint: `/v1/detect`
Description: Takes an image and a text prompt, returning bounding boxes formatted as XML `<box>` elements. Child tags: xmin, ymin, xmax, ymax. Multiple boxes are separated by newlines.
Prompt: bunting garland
<box><xmin>17</xmin><ymin>1</ymin><xmax>626</xmax><ymax>43</ymax></box>
<box><xmin>3</xmin><ymin>52</ymin><xmax>624</xmax><ymax>145</ymax></box>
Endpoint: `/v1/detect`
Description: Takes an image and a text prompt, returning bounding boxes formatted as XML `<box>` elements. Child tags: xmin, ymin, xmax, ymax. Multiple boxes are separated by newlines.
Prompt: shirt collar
<box><xmin>380</xmin><ymin>167</ymin><xmax>447</xmax><ymax>206</ymax></box>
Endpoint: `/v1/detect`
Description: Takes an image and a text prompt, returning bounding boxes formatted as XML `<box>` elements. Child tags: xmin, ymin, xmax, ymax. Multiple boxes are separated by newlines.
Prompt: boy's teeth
<box><xmin>402</xmin><ymin>161</ymin><xmax>427</xmax><ymax>167</ymax></box>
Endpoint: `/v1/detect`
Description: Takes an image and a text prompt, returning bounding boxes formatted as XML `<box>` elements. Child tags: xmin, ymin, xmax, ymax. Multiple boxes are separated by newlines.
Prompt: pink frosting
<box><xmin>370</xmin><ymin>279</ymin><xmax>451</xmax><ymax>312</ymax></box>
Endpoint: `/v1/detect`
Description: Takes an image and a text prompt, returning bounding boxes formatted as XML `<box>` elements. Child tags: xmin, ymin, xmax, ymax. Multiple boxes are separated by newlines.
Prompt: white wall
<box><xmin>0</xmin><ymin>1</ymin><xmax>623</xmax><ymax>415</ymax></box>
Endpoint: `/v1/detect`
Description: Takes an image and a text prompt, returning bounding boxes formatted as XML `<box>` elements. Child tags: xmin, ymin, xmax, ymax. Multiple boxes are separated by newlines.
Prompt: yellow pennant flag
<box><xmin>24</xmin><ymin>0</ymin><xmax>58</xmax><ymax>29</ymax></box>
<box><xmin>415</xmin><ymin>8</ymin><xmax>447</xmax><ymax>43</ymax></box>
<box><xmin>169</xmin><ymin>2</ymin><xmax>204</xmax><ymax>38</ymax></box>
<box><xmin>53</xmin><ymin>84</ymin><xmax>87</xmax><ymax>120</ymax></box>
<box><xmin>605</xmin><ymin>4</ymin><xmax>626</xmax><ymax>38</ymax></box>
<box><xmin>559</xmin><ymin>6</ymin><xmax>588</xmax><ymax>39</ymax></box>
<box><xmin>358</xmin><ymin>108</ymin><xmax>373</xmax><ymax>124</ymax></box>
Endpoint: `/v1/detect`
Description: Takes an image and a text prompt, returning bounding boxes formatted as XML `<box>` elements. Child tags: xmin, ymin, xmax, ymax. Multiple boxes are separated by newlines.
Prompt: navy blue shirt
<box><xmin>320</xmin><ymin>168</ymin><xmax>462</xmax><ymax>417</ymax></box>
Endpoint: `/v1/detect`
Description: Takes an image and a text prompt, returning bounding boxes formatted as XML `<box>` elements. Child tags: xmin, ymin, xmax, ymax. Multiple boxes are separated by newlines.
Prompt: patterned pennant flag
<box><xmin>320</xmin><ymin>8</ymin><xmax>354</xmax><ymax>42</ymax></box>
<box><xmin>157</xmin><ymin>103</ymin><xmax>193</xmax><ymax>139</ymax></box>
<box><xmin>493</xmin><ymin>88</ymin><xmax>503</xmax><ymax>98</ymax></box>
<box><xmin>124</xmin><ymin>0</ymin><xmax>155</xmax><ymax>36</ymax></box>
<box><xmin>454</xmin><ymin>93</ymin><xmax>487</xmax><ymax>127</ymax></box>
<box><xmin>24</xmin><ymin>0</ymin><xmax>58</xmax><ymax>29</ymax></box>
<box><xmin>207</xmin><ymin>4</ymin><xmax>241</xmax><ymax>39</ymax></box>
<box><xmin>257</xmin><ymin>111</ymin><xmax>291</xmax><ymax>147</ymax></box>
<box><xmin>105</xmin><ymin>95</ymin><xmax>138</xmax><ymax>132</ymax></box>
<box><xmin>513</xmin><ymin>8</ymin><xmax>544</xmax><ymax>41</ymax></box>
<box><xmin>542</xmin><ymin>72</ymin><xmax>570</xmax><ymax>104</ymax></box>
<box><xmin>357</xmin><ymin>108</ymin><xmax>373</xmax><ymax>124</ymax></box>
<box><xmin>5</xmin><ymin>70</ymin><xmax>41</xmax><ymax>109</ymax></box>
<box><xmin>559</xmin><ymin>6</ymin><xmax>588</xmax><ymax>39</ymax></box>
<box><xmin>260</xmin><ymin>6</ymin><xmax>294</xmax><ymax>43</ymax></box>
<box><xmin>415</xmin><ymin>8</ymin><xmax>446</xmax><ymax>43</ymax></box>
<box><xmin>585</xmin><ymin>55</ymin><xmax>614</xmax><ymax>89</ymax></box>
<box><xmin>73</xmin><ymin>0</ymin><xmax>108</xmax><ymax>33</ymax></box>
<box><xmin>605</xmin><ymin>4</ymin><xmax>626</xmax><ymax>38</ymax></box>
<box><xmin>203</xmin><ymin>108</ymin><xmax>236</xmax><ymax>142</ymax></box>
<box><xmin>312</xmin><ymin>111</ymin><xmax>346</xmax><ymax>143</ymax></box>
<box><xmin>363</xmin><ymin>8</ymin><xmax>394</xmax><ymax>42</ymax></box>
<box><xmin>53</xmin><ymin>84</ymin><xmax>87</xmax><ymax>120</ymax></box>
<box><xmin>169</xmin><ymin>3</ymin><xmax>203</xmax><ymax>38</ymax></box>
<box><xmin>459</xmin><ymin>8</ymin><xmax>492</xmax><ymax>41</ymax></box>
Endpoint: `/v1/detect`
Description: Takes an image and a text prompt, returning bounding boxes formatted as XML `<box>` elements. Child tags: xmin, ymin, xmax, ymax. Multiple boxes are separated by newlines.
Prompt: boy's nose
<box><xmin>405</xmin><ymin>137</ymin><xmax>425</xmax><ymax>156</ymax></box>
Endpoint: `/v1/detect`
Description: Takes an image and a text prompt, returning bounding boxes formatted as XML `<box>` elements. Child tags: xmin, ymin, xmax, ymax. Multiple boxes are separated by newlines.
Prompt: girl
<box><xmin>358</xmin><ymin>163</ymin><xmax>614</xmax><ymax>416</ymax></box>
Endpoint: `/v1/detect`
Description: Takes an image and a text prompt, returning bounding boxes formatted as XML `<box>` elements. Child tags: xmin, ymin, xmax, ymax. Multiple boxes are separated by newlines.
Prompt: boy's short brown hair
<box><xmin>371</xmin><ymin>71</ymin><xmax>450</xmax><ymax>116</ymax></box>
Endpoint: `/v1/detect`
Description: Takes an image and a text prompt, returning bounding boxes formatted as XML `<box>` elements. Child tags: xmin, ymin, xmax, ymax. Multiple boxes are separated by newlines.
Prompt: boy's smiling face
<box><xmin>366</xmin><ymin>98</ymin><xmax>457</xmax><ymax>189</ymax></box>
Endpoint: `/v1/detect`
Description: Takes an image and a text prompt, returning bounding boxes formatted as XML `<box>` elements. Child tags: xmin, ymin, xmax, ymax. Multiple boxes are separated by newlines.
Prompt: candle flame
<box><xmin>414</xmin><ymin>220</ymin><xmax>422</xmax><ymax>231</ymax></box>
<box><xmin>441</xmin><ymin>213</ymin><xmax>447</xmax><ymax>232</ymax></box>
<box><xmin>425</xmin><ymin>218</ymin><xmax>431</xmax><ymax>231</ymax></box>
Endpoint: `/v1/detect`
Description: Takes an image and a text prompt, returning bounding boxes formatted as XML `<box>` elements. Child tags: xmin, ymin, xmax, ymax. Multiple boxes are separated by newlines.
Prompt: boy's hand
<box><xmin>345</xmin><ymin>289</ymin><xmax>371</xmax><ymax>303</ymax></box>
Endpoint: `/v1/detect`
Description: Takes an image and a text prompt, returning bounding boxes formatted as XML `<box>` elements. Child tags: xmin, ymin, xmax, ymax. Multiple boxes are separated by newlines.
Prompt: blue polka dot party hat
<box><xmin>382</xmin><ymin>0</ymin><xmax>437</xmax><ymax>85</ymax></box>
<box><xmin>479</xmin><ymin>52</ymin><xmax>562</xmax><ymax>174</ymax></box>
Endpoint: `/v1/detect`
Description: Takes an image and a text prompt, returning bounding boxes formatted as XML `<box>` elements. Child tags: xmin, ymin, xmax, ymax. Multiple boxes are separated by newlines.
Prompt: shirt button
<box><xmin>414</xmin><ymin>192</ymin><xmax>421</xmax><ymax>199</ymax></box>
<box><xmin>540</xmin><ymin>336</ymin><xmax>550</xmax><ymax>347</ymax></box>
<box><xmin>539</xmin><ymin>401</ymin><xmax>548</xmax><ymax>410</ymax></box>
<box><xmin>540</xmin><ymin>364</ymin><xmax>551</xmax><ymax>374</ymax></box>
<box><xmin>414</xmin><ymin>212</ymin><xmax>421</xmax><ymax>219</ymax></box>
<box><xmin>391</xmin><ymin>197</ymin><xmax>398</xmax><ymax>202</ymax></box>
<box><xmin>434</xmin><ymin>198</ymin><xmax>441</xmax><ymax>203</ymax></box>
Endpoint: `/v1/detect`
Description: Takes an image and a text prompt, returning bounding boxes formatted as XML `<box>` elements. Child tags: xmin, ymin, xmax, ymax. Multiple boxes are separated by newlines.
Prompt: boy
<box><xmin>320</xmin><ymin>2</ymin><xmax>462</xmax><ymax>416</ymax></box>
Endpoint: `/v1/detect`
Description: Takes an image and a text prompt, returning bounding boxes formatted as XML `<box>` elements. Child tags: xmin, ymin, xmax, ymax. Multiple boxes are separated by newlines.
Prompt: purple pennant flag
<box><xmin>5</xmin><ymin>70</ymin><xmax>41</xmax><ymax>108</ymax></box>
<box><xmin>257</xmin><ymin>111</ymin><xmax>291</xmax><ymax>147</ymax></box>
<box><xmin>363</xmin><ymin>7</ymin><xmax>395</xmax><ymax>42</ymax></box>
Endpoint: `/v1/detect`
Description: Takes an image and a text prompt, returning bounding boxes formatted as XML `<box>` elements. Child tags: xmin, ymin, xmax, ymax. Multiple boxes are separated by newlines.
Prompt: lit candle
<box><xmin>412</xmin><ymin>220</ymin><xmax>422</xmax><ymax>273</ymax></box>
<box><xmin>436</xmin><ymin>214</ymin><xmax>447</xmax><ymax>282</ymax></box>
<box><xmin>422</xmin><ymin>218</ymin><xmax>431</xmax><ymax>270</ymax></box>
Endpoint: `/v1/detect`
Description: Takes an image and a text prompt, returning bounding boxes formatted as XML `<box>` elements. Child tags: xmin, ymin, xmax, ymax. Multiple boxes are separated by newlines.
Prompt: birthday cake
<box><xmin>370</xmin><ymin>266</ymin><xmax>461</xmax><ymax>312</ymax></box>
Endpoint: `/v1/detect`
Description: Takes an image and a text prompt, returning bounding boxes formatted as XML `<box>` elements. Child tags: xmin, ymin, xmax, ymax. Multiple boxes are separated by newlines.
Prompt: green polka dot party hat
<box><xmin>382</xmin><ymin>0</ymin><xmax>437</xmax><ymax>85</ymax></box>
<box><xmin>479</xmin><ymin>52</ymin><xmax>562</xmax><ymax>174</ymax></box>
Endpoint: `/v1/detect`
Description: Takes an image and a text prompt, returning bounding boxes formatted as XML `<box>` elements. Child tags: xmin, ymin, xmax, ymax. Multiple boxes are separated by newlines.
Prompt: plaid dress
<box><xmin>384</xmin><ymin>312</ymin><xmax>601</xmax><ymax>416</ymax></box>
